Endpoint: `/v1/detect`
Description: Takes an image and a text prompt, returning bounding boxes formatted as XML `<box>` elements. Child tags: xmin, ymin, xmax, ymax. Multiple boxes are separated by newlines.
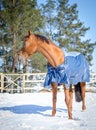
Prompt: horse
<box><xmin>16</xmin><ymin>31</ymin><xmax>90</xmax><ymax>119</ymax></box>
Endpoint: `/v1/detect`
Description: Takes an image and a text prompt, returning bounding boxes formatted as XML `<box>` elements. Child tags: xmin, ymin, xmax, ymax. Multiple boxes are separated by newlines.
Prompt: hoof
<box><xmin>69</xmin><ymin>117</ymin><xmax>73</xmax><ymax>120</ymax></box>
<box><xmin>68</xmin><ymin>112</ymin><xmax>73</xmax><ymax>119</ymax></box>
<box><xmin>52</xmin><ymin>110</ymin><xmax>56</xmax><ymax>116</ymax></box>
<box><xmin>69</xmin><ymin>115</ymin><xmax>73</xmax><ymax>119</ymax></box>
<box><xmin>82</xmin><ymin>105</ymin><xmax>86</xmax><ymax>111</ymax></box>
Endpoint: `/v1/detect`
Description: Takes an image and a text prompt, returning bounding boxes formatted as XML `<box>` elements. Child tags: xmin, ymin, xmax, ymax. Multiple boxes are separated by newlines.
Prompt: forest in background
<box><xmin>0</xmin><ymin>0</ymin><xmax>96</xmax><ymax>73</ymax></box>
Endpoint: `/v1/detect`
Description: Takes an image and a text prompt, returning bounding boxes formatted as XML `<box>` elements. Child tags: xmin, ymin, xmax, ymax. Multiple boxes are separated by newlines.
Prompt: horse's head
<box><xmin>22</xmin><ymin>31</ymin><xmax>38</xmax><ymax>56</ymax></box>
<box><xmin>18</xmin><ymin>31</ymin><xmax>38</xmax><ymax>64</ymax></box>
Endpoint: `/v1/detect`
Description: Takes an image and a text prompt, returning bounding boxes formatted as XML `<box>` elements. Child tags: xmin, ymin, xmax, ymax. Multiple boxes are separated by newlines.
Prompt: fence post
<box><xmin>1</xmin><ymin>73</ymin><xmax>4</xmax><ymax>93</ymax></box>
<box><xmin>22</xmin><ymin>74</ymin><xmax>25</xmax><ymax>93</ymax></box>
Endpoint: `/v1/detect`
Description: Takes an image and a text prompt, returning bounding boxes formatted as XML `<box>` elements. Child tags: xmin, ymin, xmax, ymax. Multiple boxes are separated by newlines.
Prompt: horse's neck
<box><xmin>37</xmin><ymin>42</ymin><xmax>64</xmax><ymax>67</ymax></box>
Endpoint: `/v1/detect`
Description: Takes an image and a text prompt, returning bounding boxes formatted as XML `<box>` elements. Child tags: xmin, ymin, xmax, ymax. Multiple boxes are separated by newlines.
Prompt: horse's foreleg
<box><xmin>63</xmin><ymin>84</ymin><xmax>73</xmax><ymax>119</ymax></box>
<box><xmin>69</xmin><ymin>85</ymin><xmax>73</xmax><ymax>114</ymax></box>
<box><xmin>51</xmin><ymin>83</ymin><xmax>57</xmax><ymax>116</ymax></box>
<box><xmin>80</xmin><ymin>82</ymin><xmax>86</xmax><ymax>111</ymax></box>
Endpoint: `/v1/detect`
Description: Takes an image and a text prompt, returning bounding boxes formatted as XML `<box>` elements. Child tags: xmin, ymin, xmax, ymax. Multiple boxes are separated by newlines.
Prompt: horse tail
<box><xmin>74</xmin><ymin>82</ymin><xmax>82</xmax><ymax>102</ymax></box>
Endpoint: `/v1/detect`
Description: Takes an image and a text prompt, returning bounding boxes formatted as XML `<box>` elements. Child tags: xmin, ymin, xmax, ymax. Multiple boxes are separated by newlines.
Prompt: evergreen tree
<box><xmin>30</xmin><ymin>53</ymin><xmax>47</xmax><ymax>72</ymax></box>
<box><xmin>55</xmin><ymin>0</ymin><xmax>95</xmax><ymax>64</ymax></box>
<box><xmin>41</xmin><ymin>0</ymin><xmax>96</xmax><ymax>65</ymax></box>
<box><xmin>0</xmin><ymin>0</ymin><xmax>45</xmax><ymax>72</ymax></box>
<box><xmin>41</xmin><ymin>0</ymin><xmax>56</xmax><ymax>40</ymax></box>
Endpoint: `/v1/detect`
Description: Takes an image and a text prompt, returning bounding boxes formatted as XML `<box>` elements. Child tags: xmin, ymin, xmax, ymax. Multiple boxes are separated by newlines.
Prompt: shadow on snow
<box><xmin>0</xmin><ymin>104</ymin><xmax>67</xmax><ymax>117</ymax></box>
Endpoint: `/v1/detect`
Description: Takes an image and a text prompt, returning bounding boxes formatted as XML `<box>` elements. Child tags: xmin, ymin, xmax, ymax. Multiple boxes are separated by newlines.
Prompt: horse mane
<box><xmin>24</xmin><ymin>33</ymin><xmax>52</xmax><ymax>45</ymax></box>
<box><xmin>35</xmin><ymin>34</ymin><xmax>50</xmax><ymax>44</ymax></box>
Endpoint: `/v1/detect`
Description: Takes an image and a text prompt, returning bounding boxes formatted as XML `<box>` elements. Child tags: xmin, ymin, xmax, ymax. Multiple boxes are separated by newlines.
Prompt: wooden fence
<box><xmin>0</xmin><ymin>72</ymin><xmax>96</xmax><ymax>93</ymax></box>
<box><xmin>0</xmin><ymin>73</ymin><xmax>46</xmax><ymax>93</ymax></box>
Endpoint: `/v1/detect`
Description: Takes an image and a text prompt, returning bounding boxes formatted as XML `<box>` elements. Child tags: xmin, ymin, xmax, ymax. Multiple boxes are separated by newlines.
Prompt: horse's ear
<box><xmin>28</xmin><ymin>30</ymin><xmax>32</xmax><ymax>36</ymax></box>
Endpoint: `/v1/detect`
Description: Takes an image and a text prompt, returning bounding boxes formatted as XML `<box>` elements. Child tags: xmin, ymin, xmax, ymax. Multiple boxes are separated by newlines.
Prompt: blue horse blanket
<box><xmin>44</xmin><ymin>52</ymin><xmax>90</xmax><ymax>88</ymax></box>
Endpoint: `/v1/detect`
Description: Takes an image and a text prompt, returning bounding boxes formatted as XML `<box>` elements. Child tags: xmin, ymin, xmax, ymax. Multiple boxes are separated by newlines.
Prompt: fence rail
<box><xmin>0</xmin><ymin>73</ymin><xmax>46</xmax><ymax>93</ymax></box>
<box><xmin>0</xmin><ymin>72</ymin><xmax>96</xmax><ymax>93</ymax></box>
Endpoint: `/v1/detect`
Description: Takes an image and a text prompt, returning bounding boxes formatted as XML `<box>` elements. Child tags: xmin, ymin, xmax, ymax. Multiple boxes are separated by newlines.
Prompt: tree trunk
<box><xmin>11</xmin><ymin>32</ymin><xmax>17</xmax><ymax>72</ymax></box>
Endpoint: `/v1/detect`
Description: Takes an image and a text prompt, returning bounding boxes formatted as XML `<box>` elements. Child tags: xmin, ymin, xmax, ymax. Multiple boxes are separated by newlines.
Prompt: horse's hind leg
<box><xmin>51</xmin><ymin>83</ymin><xmax>57</xmax><ymax>116</ymax></box>
<box><xmin>80</xmin><ymin>82</ymin><xmax>86</xmax><ymax>111</ymax></box>
<box><xmin>63</xmin><ymin>84</ymin><xmax>73</xmax><ymax>119</ymax></box>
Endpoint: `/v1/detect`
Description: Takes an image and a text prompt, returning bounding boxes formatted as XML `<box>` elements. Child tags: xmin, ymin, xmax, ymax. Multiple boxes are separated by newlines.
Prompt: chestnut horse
<box><xmin>17</xmin><ymin>31</ymin><xmax>90</xmax><ymax>119</ymax></box>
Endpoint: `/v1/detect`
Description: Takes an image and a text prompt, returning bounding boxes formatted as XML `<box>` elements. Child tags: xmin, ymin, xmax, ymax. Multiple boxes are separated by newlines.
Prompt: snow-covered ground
<box><xmin>0</xmin><ymin>91</ymin><xmax>96</xmax><ymax>130</ymax></box>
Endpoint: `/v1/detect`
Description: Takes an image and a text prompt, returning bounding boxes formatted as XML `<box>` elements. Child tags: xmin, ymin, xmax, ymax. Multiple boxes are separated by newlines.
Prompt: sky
<box><xmin>38</xmin><ymin>0</ymin><xmax>96</xmax><ymax>72</ymax></box>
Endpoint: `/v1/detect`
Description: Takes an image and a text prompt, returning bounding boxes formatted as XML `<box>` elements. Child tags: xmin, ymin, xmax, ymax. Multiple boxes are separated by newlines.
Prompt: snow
<box><xmin>0</xmin><ymin>92</ymin><xmax>96</xmax><ymax>130</ymax></box>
